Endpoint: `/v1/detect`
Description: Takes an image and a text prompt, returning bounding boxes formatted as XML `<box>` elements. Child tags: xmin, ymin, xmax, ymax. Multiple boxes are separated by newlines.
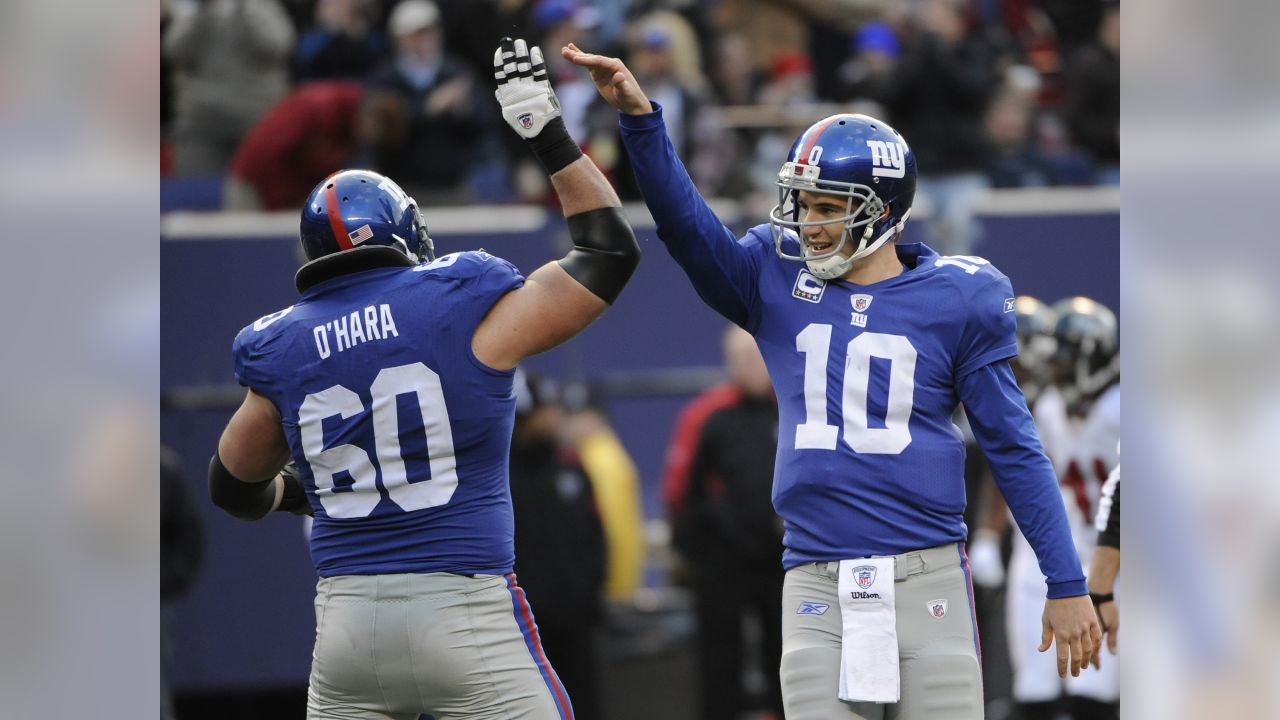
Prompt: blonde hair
<box><xmin>632</xmin><ymin>10</ymin><xmax>709</xmax><ymax>96</ymax></box>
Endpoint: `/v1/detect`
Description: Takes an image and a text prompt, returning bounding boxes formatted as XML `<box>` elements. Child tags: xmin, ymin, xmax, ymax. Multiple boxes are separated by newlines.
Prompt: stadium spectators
<box><xmin>159</xmin><ymin>0</ymin><xmax>1121</xmax><ymax>207</ymax></box>
<box><xmin>163</xmin><ymin>0</ymin><xmax>295</xmax><ymax>176</ymax></box>
<box><xmin>225</xmin><ymin>81</ymin><xmax>365</xmax><ymax>210</ymax></box>
<box><xmin>292</xmin><ymin>0</ymin><xmax>388</xmax><ymax>82</ymax></box>
<box><xmin>1063</xmin><ymin>2</ymin><xmax>1120</xmax><ymax>184</ymax></box>
<box><xmin>357</xmin><ymin>0</ymin><xmax>501</xmax><ymax>204</ymax></box>
<box><xmin>874</xmin><ymin>0</ymin><xmax>998</xmax><ymax>255</ymax></box>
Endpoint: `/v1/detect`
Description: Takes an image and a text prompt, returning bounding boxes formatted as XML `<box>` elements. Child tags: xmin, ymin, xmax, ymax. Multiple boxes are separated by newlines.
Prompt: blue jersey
<box><xmin>232</xmin><ymin>251</ymin><xmax>524</xmax><ymax>577</ymax></box>
<box><xmin>621</xmin><ymin>106</ymin><xmax>1085</xmax><ymax>596</ymax></box>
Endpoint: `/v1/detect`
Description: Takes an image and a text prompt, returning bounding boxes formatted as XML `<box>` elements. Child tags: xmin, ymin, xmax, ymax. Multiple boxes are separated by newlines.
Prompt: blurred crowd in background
<box><xmin>161</xmin><ymin>0</ymin><xmax>1119</xmax><ymax>233</ymax></box>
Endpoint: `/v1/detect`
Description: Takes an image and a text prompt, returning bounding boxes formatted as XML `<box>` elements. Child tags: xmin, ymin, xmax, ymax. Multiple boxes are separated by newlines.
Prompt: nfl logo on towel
<box><xmin>852</xmin><ymin>565</ymin><xmax>877</xmax><ymax>589</ymax></box>
<box><xmin>927</xmin><ymin>599</ymin><xmax>947</xmax><ymax>618</ymax></box>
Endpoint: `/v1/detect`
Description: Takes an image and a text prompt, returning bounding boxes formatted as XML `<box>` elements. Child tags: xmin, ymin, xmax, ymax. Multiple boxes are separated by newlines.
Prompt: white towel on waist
<box><xmin>837</xmin><ymin>557</ymin><xmax>900</xmax><ymax>703</ymax></box>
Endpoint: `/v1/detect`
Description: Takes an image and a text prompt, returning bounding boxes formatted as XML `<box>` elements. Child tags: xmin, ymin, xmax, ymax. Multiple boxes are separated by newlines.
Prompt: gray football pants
<box><xmin>781</xmin><ymin>543</ymin><xmax>984</xmax><ymax>720</ymax></box>
<box><xmin>306</xmin><ymin>572</ymin><xmax>573</xmax><ymax>720</ymax></box>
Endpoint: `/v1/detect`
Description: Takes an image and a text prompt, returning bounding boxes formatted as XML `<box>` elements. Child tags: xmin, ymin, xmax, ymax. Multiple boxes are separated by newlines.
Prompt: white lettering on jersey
<box><xmin>363</xmin><ymin>306</ymin><xmax>382</xmax><ymax>339</ymax></box>
<box><xmin>933</xmin><ymin>255</ymin><xmax>990</xmax><ymax>275</ymax></box>
<box><xmin>312</xmin><ymin>304</ymin><xmax>399</xmax><ymax>359</ymax></box>
<box><xmin>313</xmin><ymin>325</ymin><xmax>332</xmax><ymax>359</ymax></box>
<box><xmin>414</xmin><ymin>252</ymin><xmax>462</xmax><ymax>272</ymax></box>
<box><xmin>253</xmin><ymin>305</ymin><xmax>294</xmax><ymax>331</ymax></box>
<box><xmin>348</xmin><ymin>311</ymin><xmax>367</xmax><ymax>345</ymax></box>
<box><xmin>380</xmin><ymin>304</ymin><xmax>399</xmax><ymax>338</ymax></box>
<box><xmin>867</xmin><ymin>140</ymin><xmax>907</xmax><ymax>179</ymax></box>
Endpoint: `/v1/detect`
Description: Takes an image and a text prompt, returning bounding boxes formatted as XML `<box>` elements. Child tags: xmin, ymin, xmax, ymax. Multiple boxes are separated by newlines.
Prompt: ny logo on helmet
<box><xmin>867</xmin><ymin>140</ymin><xmax>907</xmax><ymax>179</ymax></box>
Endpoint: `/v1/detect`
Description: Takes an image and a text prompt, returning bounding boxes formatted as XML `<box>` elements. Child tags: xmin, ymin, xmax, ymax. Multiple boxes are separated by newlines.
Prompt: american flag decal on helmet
<box><xmin>348</xmin><ymin>224</ymin><xmax>374</xmax><ymax>246</ymax></box>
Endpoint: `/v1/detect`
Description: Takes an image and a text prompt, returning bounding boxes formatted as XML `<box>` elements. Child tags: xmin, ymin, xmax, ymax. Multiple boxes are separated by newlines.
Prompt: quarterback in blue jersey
<box><xmin>565</xmin><ymin>44</ymin><xmax>1102</xmax><ymax>719</ymax></box>
<box><xmin>209</xmin><ymin>38</ymin><xmax>638</xmax><ymax>720</ymax></box>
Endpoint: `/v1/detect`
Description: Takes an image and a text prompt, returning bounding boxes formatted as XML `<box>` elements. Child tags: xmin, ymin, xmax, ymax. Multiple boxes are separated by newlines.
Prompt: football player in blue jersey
<box><xmin>208</xmin><ymin>38</ymin><xmax>638</xmax><ymax>720</ymax></box>
<box><xmin>565</xmin><ymin>45</ymin><xmax>1102</xmax><ymax>720</ymax></box>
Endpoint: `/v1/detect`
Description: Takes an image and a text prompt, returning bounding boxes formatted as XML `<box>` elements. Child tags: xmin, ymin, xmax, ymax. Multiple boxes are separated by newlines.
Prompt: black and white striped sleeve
<box><xmin>1094</xmin><ymin>463</ymin><xmax>1120</xmax><ymax>549</ymax></box>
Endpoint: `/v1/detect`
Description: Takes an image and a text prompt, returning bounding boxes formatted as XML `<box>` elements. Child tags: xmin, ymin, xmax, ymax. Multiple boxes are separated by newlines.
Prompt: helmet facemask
<box><xmin>397</xmin><ymin>198</ymin><xmax>435</xmax><ymax>263</ymax></box>
<box><xmin>768</xmin><ymin>162</ymin><xmax>902</xmax><ymax>280</ymax></box>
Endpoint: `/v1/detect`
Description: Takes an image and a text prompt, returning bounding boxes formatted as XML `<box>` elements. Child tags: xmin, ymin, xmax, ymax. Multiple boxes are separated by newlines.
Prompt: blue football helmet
<box><xmin>299</xmin><ymin>169</ymin><xmax>433</xmax><ymax>264</ymax></box>
<box><xmin>769</xmin><ymin>114</ymin><xmax>917</xmax><ymax>280</ymax></box>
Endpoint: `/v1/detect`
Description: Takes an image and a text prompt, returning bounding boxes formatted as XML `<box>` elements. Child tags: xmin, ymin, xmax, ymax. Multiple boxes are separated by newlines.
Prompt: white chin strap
<box><xmin>803</xmin><ymin>209</ymin><xmax>910</xmax><ymax>280</ymax></box>
<box><xmin>803</xmin><ymin>224</ymin><xmax>879</xmax><ymax>280</ymax></box>
<box><xmin>805</xmin><ymin>251</ymin><xmax>855</xmax><ymax>280</ymax></box>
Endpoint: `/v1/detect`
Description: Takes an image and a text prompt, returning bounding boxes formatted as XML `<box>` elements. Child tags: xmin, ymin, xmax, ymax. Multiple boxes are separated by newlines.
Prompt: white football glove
<box><xmin>494</xmin><ymin>37</ymin><xmax>561</xmax><ymax>139</ymax></box>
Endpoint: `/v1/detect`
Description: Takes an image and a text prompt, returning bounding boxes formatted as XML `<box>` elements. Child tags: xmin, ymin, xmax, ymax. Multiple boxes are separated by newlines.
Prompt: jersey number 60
<box><xmin>795</xmin><ymin>324</ymin><xmax>918</xmax><ymax>454</ymax></box>
<box><xmin>298</xmin><ymin>362</ymin><xmax>459</xmax><ymax>518</ymax></box>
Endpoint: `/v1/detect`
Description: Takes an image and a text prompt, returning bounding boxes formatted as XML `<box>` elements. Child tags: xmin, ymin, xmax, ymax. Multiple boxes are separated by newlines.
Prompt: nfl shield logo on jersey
<box><xmin>851</xmin><ymin>294</ymin><xmax>873</xmax><ymax>313</ymax></box>
<box><xmin>852</xmin><ymin>565</ymin><xmax>877</xmax><ymax>589</ymax></box>
<box><xmin>927</xmin><ymin>599</ymin><xmax>947</xmax><ymax>618</ymax></box>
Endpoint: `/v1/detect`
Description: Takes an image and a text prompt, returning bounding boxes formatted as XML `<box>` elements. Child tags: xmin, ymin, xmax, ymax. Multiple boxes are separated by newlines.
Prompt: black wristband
<box><xmin>1089</xmin><ymin>592</ymin><xmax>1115</xmax><ymax>606</ymax></box>
<box><xmin>528</xmin><ymin>116</ymin><xmax>583</xmax><ymax>175</ymax></box>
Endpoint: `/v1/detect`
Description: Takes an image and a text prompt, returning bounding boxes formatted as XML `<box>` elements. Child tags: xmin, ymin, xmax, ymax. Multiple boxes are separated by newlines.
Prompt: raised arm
<box><xmin>562</xmin><ymin>43</ymin><xmax>762</xmax><ymax>328</ymax></box>
<box><xmin>473</xmin><ymin>39</ymin><xmax>640</xmax><ymax>370</ymax></box>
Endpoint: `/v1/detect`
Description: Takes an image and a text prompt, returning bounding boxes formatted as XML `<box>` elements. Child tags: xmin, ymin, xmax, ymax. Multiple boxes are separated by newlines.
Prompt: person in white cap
<box><xmin>359</xmin><ymin>0</ymin><xmax>498</xmax><ymax>203</ymax></box>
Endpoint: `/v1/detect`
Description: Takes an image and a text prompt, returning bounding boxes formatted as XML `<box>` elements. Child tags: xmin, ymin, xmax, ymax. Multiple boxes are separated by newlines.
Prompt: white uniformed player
<box><xmin>1007</xmin><ymin>297</ymin><xmax>1120</xmax><ymax>720</ymax></box>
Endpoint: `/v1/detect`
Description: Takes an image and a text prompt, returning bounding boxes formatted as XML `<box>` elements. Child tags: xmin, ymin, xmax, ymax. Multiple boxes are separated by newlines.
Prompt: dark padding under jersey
<box><xmin>209</xmin><ymin>451</ymin><xmax>277</xmax><ymax>521</ymax></box>
<box><xmin>558</xmin><ymin>206</ymin><xmax>640</xmax><ymax>304</ymax></box>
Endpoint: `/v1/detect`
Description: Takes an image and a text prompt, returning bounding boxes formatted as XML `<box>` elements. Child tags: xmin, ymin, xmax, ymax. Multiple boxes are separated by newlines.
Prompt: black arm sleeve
<box><xmin>208</xmin><ymin>451</ymin><xmax>276</xmax><ymax>522</ymax></box>
<box><xmin>557</xmin><ymin>206</ymin><xmax>641</xmax><ymax>304</ymax></box>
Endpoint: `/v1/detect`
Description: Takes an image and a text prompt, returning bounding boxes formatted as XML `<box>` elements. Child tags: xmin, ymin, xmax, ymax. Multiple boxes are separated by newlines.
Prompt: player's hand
<box><xmin>494</xmin><ymin>37</ymin><xmax>561</xmax><ymax>139</ymax></box>
<box><xmin>275</xmin><ymin>461</ymin><xmax>313</xmax><ymax>517</ymax></box>
<box><xmin>560</xmin><ymin>42</ymin><xmax>653</xmax><ymax>116</ymax></box>
<box><xmin>1096</xmin><ymin>598</ymin><xmax>1118</xmax><ymax>658</ymax></box>
<box><xmin>1039</xmin><ymin>595</ymin><xmax>1101</xmax><ymax>677</ymax></box>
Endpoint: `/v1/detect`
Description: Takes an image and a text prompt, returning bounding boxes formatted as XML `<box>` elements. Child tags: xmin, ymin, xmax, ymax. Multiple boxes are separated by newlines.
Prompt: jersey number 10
<box><xmin>298</xmin><ymin>362</ymin><xmax>459</xmax><ymax>518</ymax></box>
<box><xmin>795</xmin><ymin>324</ymin><xmax>918</xmax><ymax>454</ymax></box>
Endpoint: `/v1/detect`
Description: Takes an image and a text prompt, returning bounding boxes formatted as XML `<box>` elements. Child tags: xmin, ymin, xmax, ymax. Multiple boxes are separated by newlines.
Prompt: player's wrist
<box><xmin>527</xmin><ymin>116</ymin><xmax>583</xmax><ymax>176</ymax></box>
<box><xmin>1088</xmin><ymin>591</ymin><xmax>1115</xmax><ymax>606</ymax></box>
<box><xmin>275</xmin><ymin>463</ymin><xmax>313</xmax><ymax>516</ymax></box>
